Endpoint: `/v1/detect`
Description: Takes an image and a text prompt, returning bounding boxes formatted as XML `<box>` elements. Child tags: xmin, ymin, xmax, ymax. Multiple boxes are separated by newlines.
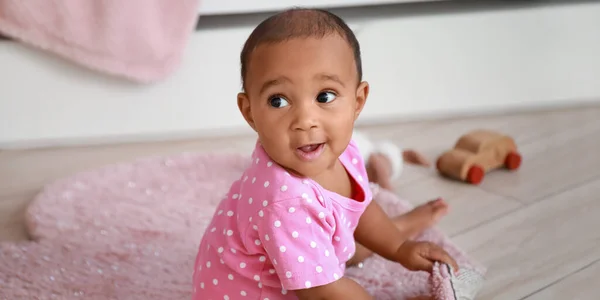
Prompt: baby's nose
<box><xmin>291</xmin><ymin>104</ymin><xmax>319</xmax><ymax>131</ymax></box>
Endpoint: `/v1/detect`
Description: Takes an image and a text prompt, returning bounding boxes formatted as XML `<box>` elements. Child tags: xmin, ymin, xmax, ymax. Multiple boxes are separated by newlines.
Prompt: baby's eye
<box><xmin>316</xmin><ymin>91</ymin><xmax>337</xmax><ymax>103</ymax></box>
<box><xmin>269</xmin><ymin>96</ymin><xmax>290</xmax><ymax>108</ymax></box>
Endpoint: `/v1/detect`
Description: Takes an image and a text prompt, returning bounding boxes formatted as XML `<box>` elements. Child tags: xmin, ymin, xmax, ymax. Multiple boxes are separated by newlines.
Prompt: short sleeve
<box><xmin>256</xmin><ymin>198</ymin><xmax>343</xmax><ymax>290</ymax></box>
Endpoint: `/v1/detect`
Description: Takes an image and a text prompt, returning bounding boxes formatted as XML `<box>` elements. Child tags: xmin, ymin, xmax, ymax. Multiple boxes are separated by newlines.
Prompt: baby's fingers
<box><xmin>427</xmin><ymin>246</ymin><xmax>459</xmax><ymax>272</ymax></box>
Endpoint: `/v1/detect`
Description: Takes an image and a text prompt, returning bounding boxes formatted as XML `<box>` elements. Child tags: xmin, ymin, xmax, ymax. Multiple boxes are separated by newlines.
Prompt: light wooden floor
<box><xmin>1</xmin><ymin>106</ymin><xmax>599</xmax><ymax>299</ymax></box>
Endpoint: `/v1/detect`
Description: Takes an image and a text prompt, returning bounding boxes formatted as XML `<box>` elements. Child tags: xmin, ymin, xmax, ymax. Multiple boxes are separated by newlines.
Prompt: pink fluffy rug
<box><xmin>0</xmin><ymin>152</ymin><xmax>485</xmax><ymax>299</ymax></box>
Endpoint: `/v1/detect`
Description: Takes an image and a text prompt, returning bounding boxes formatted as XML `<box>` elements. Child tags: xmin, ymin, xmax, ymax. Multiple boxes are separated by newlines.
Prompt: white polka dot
<box><xmin>334</xmin><ymin>236</ymin><xmax>341</xmax><ymax>242</ymax></box>
<box><xmin>310</xmin><ymin>241</ymin><xmax>317</xmax><ymax>248</ymax></box>
<box><xmin>217</xmin><ymin>247</ymin><xmax>224</xmax><ymax>253</ymax></box>
<box><xmin>273</xmin><ymin>259</ymin><xmax>278</xmax><ymax>265</ymax></box>
<box><xmin>240</xmin><ymin>262</ymin><xmax>246</xmax><ymax>268</ymax></box>
<box><xmin>258</xmin><ymin>282</ymin><xmax>263</xmax><ymax>288</ymax></box>
<box><xmin>303</xmin><ymin>179</ymin><xmax>310</xmax><ymax>184</ymax></box>
<box><xmin>255</xmin><ymin>239</ymin><xmax>261</xmax><ymax>245</ymax></box>
<box><xmin>248</xmin><ymin>197</ymin><xmax>253</xmax><ymax>204</ymax></box>
<box><xmin>258</xmin><ymin>210</ymin><xmax>264</xmax><ymax>217</ymax></box>
<box><xmin>279</xmin><ymin>246</ymin><xmax>286</xmax><ymax>252</ymax></box>
<box><xmin>316</xmin><ymin>266</ymin><xmax>323</xmax><ymax>273</ymax></box>
<box><xmin>282</xmin><ymin>288</ymin><xmax>288</xmax><ymax>295</ymax></box>
<box><xmin>265</xmin><ymin>234</ymin><xmax>270</xmax><ymax>241</ymax></box>
<box><xmin>292</xmin><ymin>231</ymin><xmax>299</xmax><ymax>238</ymax></box>
<box><xmin>305</xmin><ymin>281</ymin><xmax>312</xmax><ymax>288</ymax></box>
<box><xmin>224</xmin><ymin>296</ymin><xmax>230</xmax><ymax>300</ymax></box>
<box><xmin>200</xmin><ymin>282</ymin><xmax>204</xmax><ymax>289</ymax></box>
<box><xmin>288</xmin><ymin>207</ymin><xmax>295</xmax><ymax>213</ymax></box>
<box><xmin>267</xmin><ymin>161</ymin><xmax>273</xmax><ymax>167</ymax></box>
<box><xmin>343</xmin><ymin>246</ymin><xmax>347</xmax><ymax>252</ymax></box>
<box><xmin>244</xmin><ymin>176</ymin><xmax>248</xmax><ymax>181</ymax></box>
<box><xmin>232</xmin><ymin>194</ymin><xmax>239</xmax><ymax>199</ymax></box>
<box><xmin>228</xmin><ymin>274</ymin><xmax>234</xmax><ymax>280</ymax></box>
<box><xmin>333</xmin><ymin>273</ymin><xmax>339</xmax><ymax>280</ymax></box>
<box><xmin>206</xmin><ymin>261</ymin><xmax>211</xmax><ymax>268</ymax></box>
<box><xmin>227</xmin><ymin>230</ymin><xmax>233</xmax><ymax>236</ymax></box>
<box><xmin>259</xmin><ymin>256</ymin><xmax>266</xmax><ymax>262</ymax></box>
<box><xmin>318</xmin><ymin>212</ymin><xmax>325</xmax><ymax>219</ymax></box>
<box><xmin>306</xmin><ymin>217</ymin><xmax>312</xmax><ymax>224</ymax></box>
<box><xmin>255</xmin><ymin>158</ymin><xmax>259</xmax><ymax>164</ymax></box>
<box><xmin>358</xmin><ymin>175</ymin><xmax>363</xmax><ymax>182</ymax></box>
<box><xmin>230</xmin><ymin>248</ymin><xmax>237</xmax><ymax>254</ymax></box>
<box><xmin>262</xmin><ymin>200</ymin><xmax>268</xmax><ymax>207</ymax></box>
<box><xmin>227</xmin><ymin>211</ymin><xmax>234</xmax><ymax>217</ymax></box>
<box><xmin>286</xmin><ymin>271</ymin><xmax>292</xmax><ymax>278</ymax></box>
<box><xmin>253</xmin><ymin>225</ymin><xmax>258</xmax><ymax>231</ymax></box>
<box><xmin>254</xmin><ymin>275</ymin><xmax>260</xmax><ymax>281</ymax></box>
<box><xmin>301</xmin><ymin>193</ymin><xmax>308</xmax><ymax>199</ymax></box>
<box><xmin>249</xmin><ymin>217</ymin><xmax>252</xmax><ymax>222</ymax></box>
<box><xmin>241</xmin><ymin>291</ymin><xmax>247</xmax><ymax>296</ymax></box>
<box><xmin>269</xmin><ymin>269</ymin><xmax>276</xmax><ymax>274</ymax></box>
<box><xmin>298</xmin><ymin>256</ymin><xmax>304</xmax><ymax>263</ymax></box>
<box><xmin>325</xmin><ymin>250</ymin><xmax>330</xmax><ymax>257</ymax></box>
<box><xmin>264</xmin><ymin>181</ymin><xmax>270</xmax><ymax>187</ymax></box>
<box><xmin>210</xmin><ymin>227</ymin><xmax>216</xmax><ymax>232</ymax></box>
<box><xmin>252</xmin><ymin>177</ymin><xmax>256</xmax><ymax>183</ymax></box>
<box><xmin>280</xmin><ymin>185</ymin><xmax>288</xmax><ymax>191</ymax></box>
<box><xmin>274</xmin><ymin>220</ymin><xmax>281</xmax><ymax>227</ymax></box>
<box><xmin>217</xmin><ymin>210</ymin><xmax>223</xmax><ymax>215</ymax></box>
<box><xmin>318</xmin><ymin>196</ymin><xmax>324</xmax><ymax>202</ymax></box>
<box><xmin>306</xmin><ymin>198</ymin><xmax>313</xmax><ymax>203</ymax></box>
<box><xmin>220</xmin><ymin>259</ymin><xmax>225</xmax><ymax>264</ymax></box>
<box><xmin>213</xmin><ymin>279</ymin><xmax>218</xmax><ymax>285</ymax></box>
<box><xmin>348</xmin><ymin>253</ymin><xmax>353</xmax><ymax>259</ymax></box>
<box><xmin>352</xmin><ymin>158</ymin><xmax>358</xmax><ymax>164</ymax></box>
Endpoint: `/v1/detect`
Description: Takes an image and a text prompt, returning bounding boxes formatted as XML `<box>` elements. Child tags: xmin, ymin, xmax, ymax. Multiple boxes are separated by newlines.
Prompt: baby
<box><xmin>193</xmin><ymin>8</ymin><xmax>457</xmax><ymax>300</ymax></box>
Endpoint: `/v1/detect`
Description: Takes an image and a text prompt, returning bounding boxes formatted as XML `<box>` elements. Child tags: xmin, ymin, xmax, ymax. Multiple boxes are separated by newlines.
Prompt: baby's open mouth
<box><xmin>295</xmin><ymin>143</ymin><xmax>325</xmax><ymax>161</ymax></box>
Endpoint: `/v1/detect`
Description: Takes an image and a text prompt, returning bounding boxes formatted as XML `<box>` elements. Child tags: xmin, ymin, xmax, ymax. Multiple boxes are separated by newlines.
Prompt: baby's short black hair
<box><xmin>240</xmin><ymin>8</ymin><xmax>362</xmax><ymax>90</ymax></box>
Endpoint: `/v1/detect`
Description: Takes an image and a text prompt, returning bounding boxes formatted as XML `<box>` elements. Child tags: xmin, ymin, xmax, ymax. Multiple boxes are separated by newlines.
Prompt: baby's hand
<box><xmin>395</xmin><ymin>240</ymin><xmax>459</xmax><ymax>273</ymax></box>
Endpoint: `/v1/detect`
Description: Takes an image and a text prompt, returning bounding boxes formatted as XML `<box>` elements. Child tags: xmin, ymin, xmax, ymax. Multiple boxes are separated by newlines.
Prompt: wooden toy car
<box><xmin>436</xmin><ymin>130</ymin><xmax>522</xmax><ymax>184</ymax></box>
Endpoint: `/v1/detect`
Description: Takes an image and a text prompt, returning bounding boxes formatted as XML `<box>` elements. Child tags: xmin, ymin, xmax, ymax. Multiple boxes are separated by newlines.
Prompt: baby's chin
<box><xmin>278</xmin><ymin>156</ymin><xmax>339</xmax><ymax>179</ymax></box>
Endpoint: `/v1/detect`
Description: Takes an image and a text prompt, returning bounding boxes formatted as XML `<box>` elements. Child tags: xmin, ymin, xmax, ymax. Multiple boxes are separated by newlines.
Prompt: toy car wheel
<box><xmin>467</xmin><ymin>165</ymin><xmax>485</xmax><ymax>185</ymax></box>
<box><xmin>505</xmin><ymin>151</ymin><xmax>522</xmax><ymax>170</ymax></box>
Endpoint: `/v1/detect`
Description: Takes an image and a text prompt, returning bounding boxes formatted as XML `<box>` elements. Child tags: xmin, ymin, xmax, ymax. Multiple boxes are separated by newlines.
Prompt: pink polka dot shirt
<box><xmin>192</xmin><ymin>139</ymin><xmax>373</xmax><ymax>299</ymax></box>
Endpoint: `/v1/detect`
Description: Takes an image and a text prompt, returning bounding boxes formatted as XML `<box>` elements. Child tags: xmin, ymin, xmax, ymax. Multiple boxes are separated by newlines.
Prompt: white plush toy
<box><xmin>352</xmin><ymin>130</ymin><xmax>430</xmax><ymax>190</ymax></box>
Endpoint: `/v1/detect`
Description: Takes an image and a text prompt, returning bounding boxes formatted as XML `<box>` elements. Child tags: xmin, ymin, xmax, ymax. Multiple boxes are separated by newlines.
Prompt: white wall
<box><xmin>1</xmin><ymin>1</ymin><xmax>600</xmax><ymax>149</ymax></box>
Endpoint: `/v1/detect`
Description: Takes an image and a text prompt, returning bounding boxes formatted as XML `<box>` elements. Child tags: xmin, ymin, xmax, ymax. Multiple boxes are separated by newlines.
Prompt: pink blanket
<box><xmin>0</xmin><ymin>0</ymin><xmax>201</xmax><ymax>82</ymax></box>
<box><xmin>0</xmin><ymin>152</ymin><xmax>485</xmax><ymax>299</ymax></box>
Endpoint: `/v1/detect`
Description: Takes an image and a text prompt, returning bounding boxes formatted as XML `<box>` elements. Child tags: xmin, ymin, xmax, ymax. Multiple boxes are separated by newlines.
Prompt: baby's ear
<box><xmin>354</xmin><ymin>81</ymin><xmax>370</xmax><ymax>120</ymax></box>
<box><xmin>237</xmin><ymin>92</ymin><xmax>257</xmax><ymax>131</ymax></box>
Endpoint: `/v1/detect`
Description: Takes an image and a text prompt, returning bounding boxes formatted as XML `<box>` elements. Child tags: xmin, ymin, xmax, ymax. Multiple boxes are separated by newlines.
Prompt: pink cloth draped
<box><xmin>0</xmin><ymin>0</ymin><xmax>201</xmax><ymax>83</ymax></box>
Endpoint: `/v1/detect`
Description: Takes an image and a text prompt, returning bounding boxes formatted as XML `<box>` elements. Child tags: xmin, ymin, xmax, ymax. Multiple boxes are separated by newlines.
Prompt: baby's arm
<box><xmin>353</xmin><ymin>200</ymin><xmax>408</xmax><ymax>261</ymax></box>
<box><xmin>354</xmin><ymin>200</ymin><xmax>458</xmax><ymax>272</ymax></box>
<box><xmin>294</xmin><ymin>277</ymin><xmax>373</xmax><ymax>300</ymax></box>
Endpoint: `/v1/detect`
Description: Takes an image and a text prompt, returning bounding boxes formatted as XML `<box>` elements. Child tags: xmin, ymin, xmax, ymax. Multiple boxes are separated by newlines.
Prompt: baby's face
<box><xmin>238</xmin><ymin>34</ymin><xmax>368</xmax><ymax>178</ymax></box>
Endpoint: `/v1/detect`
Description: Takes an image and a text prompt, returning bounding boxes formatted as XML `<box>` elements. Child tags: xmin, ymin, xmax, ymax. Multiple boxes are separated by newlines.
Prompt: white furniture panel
<box><xmin>198</xmin><ymin>0</ymin><xmax>441</xmax><ymax>15</ymax></box>
<box><xmin>2</xmin><ymin>2</ymin><xmax>600</xmax><ymax>148</ymax></box>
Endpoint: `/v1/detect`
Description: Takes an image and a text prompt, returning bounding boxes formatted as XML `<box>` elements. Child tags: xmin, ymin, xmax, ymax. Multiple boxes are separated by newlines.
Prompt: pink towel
<box><xmin>0</xmin><ymin>0</ymin><xmax>201</xmax><ymax>83</ymax></box>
